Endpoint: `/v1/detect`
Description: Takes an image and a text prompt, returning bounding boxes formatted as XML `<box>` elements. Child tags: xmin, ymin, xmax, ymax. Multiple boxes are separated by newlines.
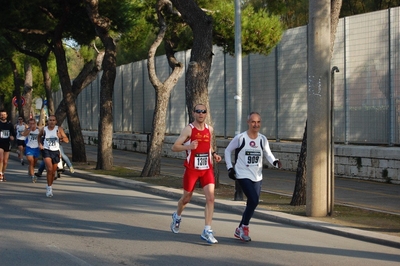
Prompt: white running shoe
<box><xmin>201</xmin><ymin>229</ymin><xmax>218</xmax><ymax>244</ymax></box>
<box><xmin>46</xmin><ymin>186</ymin><xmax>53</xmax><ymax>197</ymax></box>
<box><xmin>234</xmin><ymin>226</ymin><xmax>251</xmax><ymax>242</ymax></box>
<box><xmin>69</xmin><ymin>166</ymin><xmax>75</xmax><ymax>173</ymax></box>
<box><xmin>31</xmin><ymin>176</ymin><xmax>37</xmax><ymax>183</ymax></box>
<box><xmin>170</xmin><ymin>212</ymin><xmax>181</xmax><ymax>233</ymax></box>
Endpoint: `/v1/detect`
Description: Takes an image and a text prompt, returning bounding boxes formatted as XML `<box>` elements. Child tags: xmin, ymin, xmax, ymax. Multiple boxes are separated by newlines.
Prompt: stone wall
<box><xmin>82</xmin><ymin>131</ymin><xmax>400</xmax><ymax>184</ymax></box>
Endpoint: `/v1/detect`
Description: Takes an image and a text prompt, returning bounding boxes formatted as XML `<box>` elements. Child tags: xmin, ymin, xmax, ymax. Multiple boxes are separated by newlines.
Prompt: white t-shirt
<box><xmin>16</xmin><ymin>123</ymin><xmax>27</xmax><ymax>140</ymax></box>
<box><xmin>224</xmin><ymin>131</ymin><xmax>278</xmax><ymax>182</ymax></box>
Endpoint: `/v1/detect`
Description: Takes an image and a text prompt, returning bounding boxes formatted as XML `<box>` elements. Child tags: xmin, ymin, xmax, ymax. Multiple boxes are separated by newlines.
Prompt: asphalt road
<box><xmin>1</xmin><ymin>159</ymin><xmax>400</xmax><ymax>265</ymax></box>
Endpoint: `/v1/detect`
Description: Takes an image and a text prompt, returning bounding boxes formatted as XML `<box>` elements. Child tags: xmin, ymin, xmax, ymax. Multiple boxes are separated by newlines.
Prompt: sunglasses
<box><xmin>194</xmin><ymin>109</ymin><xmax>207</xmax><ymax>114</ymax></box>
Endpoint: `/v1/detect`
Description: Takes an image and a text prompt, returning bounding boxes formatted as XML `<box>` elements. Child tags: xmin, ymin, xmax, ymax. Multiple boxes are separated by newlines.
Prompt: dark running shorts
<box><xmin>41</xmin><ymin>149</ymin><xmax>60</xmax><ymax>164</ymax></box>
<box><xmin>17</xmin><ymin>139</ymin><xmax>26</xmax><ymax>147</ymax></box>
<box><xmin>0</xmin><ymin>141</ymin><xmax>12</xmax><ymax>152</ymax></box>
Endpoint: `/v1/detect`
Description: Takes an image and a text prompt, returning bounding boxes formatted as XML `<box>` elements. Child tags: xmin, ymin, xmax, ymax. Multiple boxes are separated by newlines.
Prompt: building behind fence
<box><xmin>54</xmin><ymin>7</ymin><xmax>400</xmax><ymax>146</ymax></box>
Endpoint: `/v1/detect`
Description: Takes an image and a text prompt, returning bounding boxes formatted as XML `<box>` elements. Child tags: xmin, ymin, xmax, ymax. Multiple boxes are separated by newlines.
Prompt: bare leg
<box><xmin>176</xmin><ymin>190</ymin><xmax>193</xmax><ymax>216</ymax></box>
<box><xmin>203</xmin><ymin>183</ymin><xmax>215</xmax><ymax>226</ymax></box>
<box><xmin>1</xmin><ymin>151</ymin><xmax>10</xmax><ymax>175</ymax></box>
<box><xmin>44</xmin><ymin>157</ymin><xmax>56</xmax><ymax>186</ymax></box>
<box><xmin>26</xmin><ymin>156</ymin><xmax>37</xmax><ymax>176</ymax></box>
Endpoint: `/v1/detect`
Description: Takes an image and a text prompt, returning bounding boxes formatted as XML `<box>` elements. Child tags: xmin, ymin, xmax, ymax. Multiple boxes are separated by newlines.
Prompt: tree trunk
<box><xmin>55</xmin><ymin>54</ymin><xmax>103</xmax><ymax>124</ymax></box>
<box><xmin>291</xmin><ymin>0</ymin><xmax>342</xmax><ymax>206</ymax></box>
<box><xmin>9</xmin><ymin>58</ymin><xmax>23</xmax><ymax>122</ymax></box>
<box><xmin>290</xmin><ymin>121</ymin><xmax>307</xmax><ymax>205</ymax></box>
<box><xmin>170</xmin><ymin>0</ymin><xmax>219</xmax><ymax>184</ymax></box>
<box><xmin>0</xmin><ymin>94</ymin><xmax>4</xmax><ymax>110</ymax></box>
<box><xmin>141</xmin><ymin>90</ymin><xmax>169</xmax><ymax>176</ymax></box>
<box><xmin>85</xmin><ymin>0</ymin><xmax>116</xmax><ymax>170</ymax></box>
<box><xmin>53</xmin><ymin>38</ymin><xmax>87</xmax><ymax>163</ymax></box>
<box><xmin>39</xmin><ymin>49</ymin><xmax>55</xmax><ymax>116</ymax></box>
<box><xmin>141</xmin><ymin>0</ymin><xmax>184</xmax><ymax>177</ymax></box>
<box><xmin>22</xmin><ymin>62</ymin><xmax>33</xmax><ymax>121</ymax></box>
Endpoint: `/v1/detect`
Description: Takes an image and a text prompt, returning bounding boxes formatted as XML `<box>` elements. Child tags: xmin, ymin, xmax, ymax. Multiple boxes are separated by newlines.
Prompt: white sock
<box><xmin>204</xmin><ymin>225</ymin><xmax>211</xmax><ymax>231</ymax></box>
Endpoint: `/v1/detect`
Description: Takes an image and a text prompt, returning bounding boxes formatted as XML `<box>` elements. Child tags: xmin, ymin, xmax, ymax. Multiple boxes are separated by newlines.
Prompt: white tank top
<box><xmin>26</xmin><ymin>128</ymin><xmax>40</xmax><ymax>148</ymax></box>
<box><xmin>43</xmin><ymin>126</ymin><xmax>59</xmax><ymax>151</ymax></box>
<box><xmin>16</xmin><ymin>124</ymin><xmax>27</xmax><ymax>140</ymax></box>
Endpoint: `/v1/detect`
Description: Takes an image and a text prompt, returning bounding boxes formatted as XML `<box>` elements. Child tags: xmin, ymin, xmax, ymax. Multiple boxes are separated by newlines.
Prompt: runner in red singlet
<box><xmin>170</xmin><ymin>104</ymin><xmax>222</xmax><ymax>244</ymax></box>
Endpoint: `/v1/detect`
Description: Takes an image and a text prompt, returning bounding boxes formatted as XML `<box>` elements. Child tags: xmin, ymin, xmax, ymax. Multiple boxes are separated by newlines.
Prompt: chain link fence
<box><xmin>54</xmin><ymin>7</ymin><xmax>400</xmax><ymax>145</ymax></box>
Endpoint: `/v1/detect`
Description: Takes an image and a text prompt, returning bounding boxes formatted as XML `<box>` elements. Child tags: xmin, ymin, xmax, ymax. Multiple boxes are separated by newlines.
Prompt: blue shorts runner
<box><xmin>25</xmin><ymin>147</ymin><xmax>41</xmax><ymax>158</ymax></box>
<box><xmin>41</xmin><ymin>149</ymin><xmax>60</xmax><ymax>164</ymax></box>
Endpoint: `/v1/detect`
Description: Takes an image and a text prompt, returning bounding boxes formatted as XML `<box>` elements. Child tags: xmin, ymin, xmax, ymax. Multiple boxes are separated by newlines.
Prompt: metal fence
<box><xmin>54</xmin><ymin>7</ymin><xmax>400</xmax><ymax>145</ymax></box>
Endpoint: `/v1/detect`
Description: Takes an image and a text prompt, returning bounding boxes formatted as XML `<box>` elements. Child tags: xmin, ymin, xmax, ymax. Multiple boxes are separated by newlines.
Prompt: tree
<box><xmin>290</xmin><ymin>0</ymin><xmax>343</xmax><ymax>206</ymax></box>
<box><xmin>21</xmin><ymin>62</ymin><xmax>33</xmax><ymax>121</ymax></box>
<box><xmin>54</xmin><ymin>49</ymin><xmax>103</xmax><ymax>124</ymax></box>
<box><xmin>4</xmin><ymin>34</ymin><xmax>56</xmax><ymax>117</ymax></box>
<box><xmin>341</xmin><ymin>0</ymin><xmax>400</xmax><ymax>16</ymax></box>
<box><xmin>139</xmin><ymin>0</ymin><xmax>284</xmax><ymax>177</ymax></box>
<box><xmin>1</xmin><ymin>0</ymin><xmax>135</xmax><ymax>164</ymax></box>
<box><xmin>141</xmin><ymin>0</ymin><xmax>184</xmax><ymax>177</ymax></box>
<box><xmin>0</xmin><ymin>37</ymin><xmax>17</xmax><ymax>112</ymax></box>
<box><xmin>0</xmin><ymin>0</ymin><xmax>94</xmax><ymax>161</ymax></box>
<box><xmin>84</xmin><ymin>0</ymin><xmax>117</xmax><ymax>170</ymax></box>
<box><xmin>244</xmin><ymin>0</ymin><xmax>309</xmax><ymax>28</ymax></box>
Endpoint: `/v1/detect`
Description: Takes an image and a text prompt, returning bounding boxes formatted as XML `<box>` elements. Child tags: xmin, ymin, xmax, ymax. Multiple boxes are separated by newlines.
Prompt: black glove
<box><xmin>228</xmin><ymin>168</ymin><xmax>236</xmax><ymax>180</ymax></box>
<box><xmin>273</xmin><ymin>160</ymin><xmax>282</xmax><ymax>168</ymax></box>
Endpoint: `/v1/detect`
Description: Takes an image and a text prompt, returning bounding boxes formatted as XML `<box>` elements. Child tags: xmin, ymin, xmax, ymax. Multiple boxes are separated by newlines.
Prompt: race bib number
<box><xmin>245</xmin><ymin>150</ymin><xmax>261</xmax><ymax>166</ymax></box>
<box><xmin>46</xmin><ymin>137</ymin><xmax>58</xmax><ymax>146</ymax></box>
<box><xmin>0</xmin><ymin>130</ymin><xmax>10</xmax><ymax>139</ymax></box>
<box><xmin>194</xmin><ymin>153</ymin><xmax>209</xmax><ymax>170</ymax></box>
<box><xmin>29</xmin><ymin>133</ymin><xmax>38</xmax><ymax>141</ymax></box>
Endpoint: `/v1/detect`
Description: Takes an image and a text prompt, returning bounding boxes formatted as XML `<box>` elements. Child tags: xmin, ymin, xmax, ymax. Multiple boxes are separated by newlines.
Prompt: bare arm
<box><xmin>58</xmin><ymin>127</ymin><xmax>69</xmax><ymax>143</ymax></box>
<box><xmin>171</xmin><ymin>125</ymin><xmax>196</xmax><ymax>152</ymax></box>
<box><xmin>21</xmin><ymin>127</ymin><xmax>31</xmax><ymax>137</ymax></box>
<box><xmin>208</xmin><ymin>125</ymin><xmax>221</xmax><ymax>163</ymax></box>
<box><xmin>38</xmin><ymin>128</ymin><xmax>44</xmax><ymax>150</ymax></box>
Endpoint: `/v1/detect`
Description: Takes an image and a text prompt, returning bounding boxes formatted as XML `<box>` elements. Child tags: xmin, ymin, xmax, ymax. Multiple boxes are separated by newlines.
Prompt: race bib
<box><xmin>194</xmin><ymin>153</ymin><xmax>209</xmax><ymax>170</ymax></box>
<box><xmin>46</xmin><ymin>137</ymin><xmax>58</xmax><ymax>146</ymax></box>
<box><xmin>245</xmin><ymin>150</ymin><xmax>261</xmax><ymax>166</ymax></box>
<box><xmin>0</xmin><ymin>130</ymin><xmax>10</xmax><ymax>139</ymax></box>
<box><xmin>29</xmin><ymin>133</ymin><xmax>38</xmax><ymax>141</ymax></box>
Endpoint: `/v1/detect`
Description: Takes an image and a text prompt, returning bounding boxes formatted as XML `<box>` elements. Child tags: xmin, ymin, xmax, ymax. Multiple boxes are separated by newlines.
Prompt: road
<box><xmin>1</xmin><ymin>159</ymin><xmax>399</xmax><ymax>265</ymax></box>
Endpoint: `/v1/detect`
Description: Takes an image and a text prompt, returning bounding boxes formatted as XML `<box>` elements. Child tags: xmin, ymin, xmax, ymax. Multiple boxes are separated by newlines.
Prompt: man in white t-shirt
<box><xmin>225</xmin><ymin>112</ymin><xmax>282</xmax><ymax>242</ymax></box>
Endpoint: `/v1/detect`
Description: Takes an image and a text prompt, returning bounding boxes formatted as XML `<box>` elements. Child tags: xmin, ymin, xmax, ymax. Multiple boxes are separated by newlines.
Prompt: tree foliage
<box><xmin>0</xmin><ymin>0</ymin><xmax>136</xmax><ymax>163</ymax></box>
<box><xmin>115</xmin><ymin>0</ymin><xmax>285</xmax><ymax>64</ymax></box>
<box><xmin>246</xmin><ymin>0</ymin><xmax>400</xmax><ymax>28</ymax></box>
<box><xmin>212</xmin><ymin>2</ymin><xmax>284</xmax><ymax>55</ymax></box>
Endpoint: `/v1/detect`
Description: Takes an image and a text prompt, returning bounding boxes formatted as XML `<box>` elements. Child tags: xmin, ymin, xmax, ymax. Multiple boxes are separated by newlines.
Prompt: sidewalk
<box><xmin>11</xmin><ymin>145</ymin><xmax>400</xmax><ymax>248</ymax></box>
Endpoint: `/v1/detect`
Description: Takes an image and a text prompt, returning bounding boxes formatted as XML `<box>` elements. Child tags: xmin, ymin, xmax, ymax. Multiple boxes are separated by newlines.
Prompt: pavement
<box><xmin>7</xmin><ymin>144</ymin><xmax>400</xmax><ymax>249</ymax></box>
